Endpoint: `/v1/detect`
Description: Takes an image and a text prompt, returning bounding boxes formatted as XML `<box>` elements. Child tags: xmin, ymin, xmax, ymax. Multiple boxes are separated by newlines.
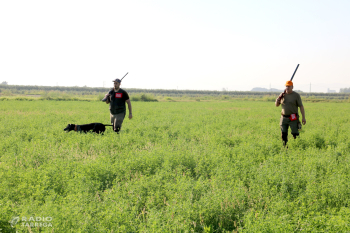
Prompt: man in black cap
<box><xmin>102</xmin><ymin>78</ymin><xmax>132</xmax><ymax>133</ymax></box>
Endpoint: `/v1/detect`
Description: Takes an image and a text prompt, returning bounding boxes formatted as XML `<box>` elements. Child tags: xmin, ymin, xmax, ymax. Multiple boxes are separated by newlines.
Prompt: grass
<box><xmin>0</xmin><ymin>100</ymin><xmax>350</xmax><ymax>232</ymax></box>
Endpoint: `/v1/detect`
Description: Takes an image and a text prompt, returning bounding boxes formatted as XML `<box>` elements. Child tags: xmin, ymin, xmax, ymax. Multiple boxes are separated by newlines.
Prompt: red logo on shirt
<box><xmin>115</xmin><ymin>93</ymin><xmax>123</xmax><ymax>98</ymax></box>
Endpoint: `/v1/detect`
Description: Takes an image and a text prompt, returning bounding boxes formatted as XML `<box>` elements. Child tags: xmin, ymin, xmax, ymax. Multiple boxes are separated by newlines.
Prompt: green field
<box><xmin>1</xmin><ymin>100</ymin><xmax>350</xmax><ymax>232</ymax></box>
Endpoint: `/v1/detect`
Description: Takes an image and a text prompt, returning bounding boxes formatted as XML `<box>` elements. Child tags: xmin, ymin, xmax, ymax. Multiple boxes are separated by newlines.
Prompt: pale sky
<box><xmin>1</xmin><ymin>0</ymin><xmax>349</xmax><ymax>93</ymax></box>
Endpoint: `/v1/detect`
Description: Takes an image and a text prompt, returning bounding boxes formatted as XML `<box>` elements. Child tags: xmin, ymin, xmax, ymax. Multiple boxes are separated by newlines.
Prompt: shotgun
<box><xmin>120</xmin><ymin>72</ymin><xmax>128</xmax><ymax>81</ymax></box>
<box><xmin>290</xmin><ymin>64</ymin><xmax>299</xmax><ymax>81</ymax></box>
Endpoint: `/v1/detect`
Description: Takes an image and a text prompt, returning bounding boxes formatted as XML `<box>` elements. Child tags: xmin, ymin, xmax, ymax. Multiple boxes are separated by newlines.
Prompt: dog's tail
<box><xmin>104</xmin><ymin>124</ymin><xmax>113</xmax><ymax>126</ymax></box>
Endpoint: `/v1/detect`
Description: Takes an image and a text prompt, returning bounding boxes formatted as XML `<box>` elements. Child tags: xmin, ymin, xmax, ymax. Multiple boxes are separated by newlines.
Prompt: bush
<box><xmin>131</xmin><ymin>93</ymin><xmax>158</xmax><ymax>102</ymax></box>
<box><xmin>262</xmin><ymin>95</ymin><xmax>276</xmax><ymax>102</ymax></box>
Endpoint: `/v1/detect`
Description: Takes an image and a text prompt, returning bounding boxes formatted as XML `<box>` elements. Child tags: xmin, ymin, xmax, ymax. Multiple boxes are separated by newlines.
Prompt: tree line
<box><xmin>340</xmin><ymin>87</ymin><xmax>350</xmax><ymax>93</ymax></box>
<box><xmin>1</xmin><ymin>84</ymin><xmax>350</xmax><ymax>99</ymax></box>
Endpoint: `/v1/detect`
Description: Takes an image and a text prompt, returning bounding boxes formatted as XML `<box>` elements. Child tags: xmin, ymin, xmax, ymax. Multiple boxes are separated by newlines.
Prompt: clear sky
<box><xmin>1</xmin><ymin>0</ymin><xmax>349</xmax><ymax>93</ymax></box>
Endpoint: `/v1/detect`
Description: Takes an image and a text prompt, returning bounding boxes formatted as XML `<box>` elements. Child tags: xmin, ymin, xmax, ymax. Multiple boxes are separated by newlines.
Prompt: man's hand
<box><xmin>277</xmin><ymin>90</ymin><xmax>286</xmax><ymax>100</ymax></box>
<box><xmin>275</xmin><ymin>98</ymin><xmax>281</xmax><ymax>107</ymax></box>
<box><xmin>103</xmin><ymin>94</ymin><xmax>110</xmax><ymax>103</ymax></box>
<box><xmin>302</xmin><ymin>118</ymin><xmax>306</xmax><ymax>125</ymax></box>
<box><xmin>278</xmin><ymin>93</ymin><xmax>284</xmax><ymax>100</ymax></box>
<box><xmin>129</xmin><ymin>113</ymin><xmax>133</xmax><ymax>119</ymax></box>
<box><xmin>275</xmin><ymin>90</ymin><xmax>286</xmax><ymax>106</ymax></box>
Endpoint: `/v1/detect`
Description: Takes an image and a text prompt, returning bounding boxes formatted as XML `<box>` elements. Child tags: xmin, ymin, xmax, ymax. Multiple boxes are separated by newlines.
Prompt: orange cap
<box><xmin>285</xmin><ymin>81</ymin><xmax>293</xmax><ymax>86</ymax></box>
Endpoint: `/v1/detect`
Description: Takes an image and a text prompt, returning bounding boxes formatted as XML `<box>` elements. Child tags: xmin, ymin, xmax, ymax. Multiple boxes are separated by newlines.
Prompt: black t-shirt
<box><xmin>108</xmin><ymin>88</ymin><xmax>129</xmax><ymax>114</ymax></box>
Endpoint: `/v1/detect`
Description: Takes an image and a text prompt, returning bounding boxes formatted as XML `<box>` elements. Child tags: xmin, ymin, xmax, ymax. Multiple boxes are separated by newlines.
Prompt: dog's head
<box><xmin>64</xmin><ymin>124</ymin><xmax>75</xmax><ymax>132</ymax></box>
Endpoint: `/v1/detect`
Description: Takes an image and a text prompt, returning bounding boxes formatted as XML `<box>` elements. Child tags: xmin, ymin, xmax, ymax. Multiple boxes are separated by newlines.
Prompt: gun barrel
<box><xmin>290</xmin><ymin>64</ymin><xmax>299</xmax><ymax>81</ymax></box>
<box><xmin>121</xmin><ymin>72</ymin><xmax>128</xmax><ymax>81</ymax></box>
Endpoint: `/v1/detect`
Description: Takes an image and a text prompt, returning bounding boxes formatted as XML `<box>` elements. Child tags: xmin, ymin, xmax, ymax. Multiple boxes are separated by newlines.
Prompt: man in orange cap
<box><xmin>275</xmin><ymin>81</ymin><xmax>306</xmax><ymax>146</ymax></box>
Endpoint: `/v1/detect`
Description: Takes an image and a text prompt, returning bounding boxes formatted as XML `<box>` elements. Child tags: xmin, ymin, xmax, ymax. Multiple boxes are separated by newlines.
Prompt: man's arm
<box><xmin>275</xmin><ymin>91</ymin><xmax>285</xmax><ymax>107</ymax></box>
<box><xmin>103</xmin><ymin>93</ymin><xmax>111</xmax><ymax>104</ymax></box>
<box><xmin>275</xmin><ymin>99</ymin><xmax>281</xmax><ymax>107</ymax></box>
<box><xmin>126</xmin><ymin>99</ymin><xmax>132</xmax><ymax>119</ymax></box>
<box><xmin>300</xmin><ymin>105</ymin><xmax>306</xmax><ymax>125</ymax></box>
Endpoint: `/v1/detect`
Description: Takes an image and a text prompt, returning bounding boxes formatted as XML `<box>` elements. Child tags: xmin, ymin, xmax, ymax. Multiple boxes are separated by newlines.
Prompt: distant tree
<box><xmin>339</xmin><ymin>88</ymin><xmax>350</xmax><ymax>93</ymax></box>
<box><xmin>1</xmin><ymin>81</ymin><xmax>8</xmax><ymax>85</ymax></box>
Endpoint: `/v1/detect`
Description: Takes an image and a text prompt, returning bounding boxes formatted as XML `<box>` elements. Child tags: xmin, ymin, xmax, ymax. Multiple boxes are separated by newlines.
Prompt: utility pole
<box><xmin>310</xmin><ymin>83</ymin><xmax>311</xmax><ymax>93</ymax></box>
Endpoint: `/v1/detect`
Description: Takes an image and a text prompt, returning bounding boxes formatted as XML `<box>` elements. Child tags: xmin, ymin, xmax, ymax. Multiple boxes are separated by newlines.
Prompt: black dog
<box><xmin>64</xmin><ymin>123</ymin><xmax>113</xmax><ymax>134</ymax></box>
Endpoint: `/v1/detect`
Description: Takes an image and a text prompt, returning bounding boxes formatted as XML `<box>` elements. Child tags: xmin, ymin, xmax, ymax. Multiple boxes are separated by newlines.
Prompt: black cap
<box><xmin>112</xmin><ymin>79</ymin><xmax>121</xmax><ymax>83</ymax></box>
